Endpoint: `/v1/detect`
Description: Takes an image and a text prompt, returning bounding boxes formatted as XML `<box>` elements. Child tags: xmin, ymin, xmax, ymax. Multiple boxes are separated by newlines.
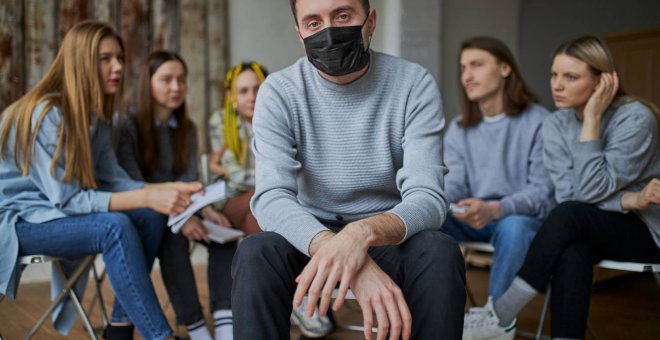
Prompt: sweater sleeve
<box><xmin>176</xmin><ymin>131</ymin><xmax>199</xmax><ymax>182</ymax></box>
<box><xmin>572</xmin><ymin>104</ymin><xmax>657</xmax><ymax>204</ymax></box>
<box><xmin>443</xmin><ymin>120</ymin><xmax>470</xmax><ymax>203</ymax></box>
<box><xmin>250</xmin><ymin>79</ymin><xmax>329</xmax><ymax>256</ymax></box>
<box><xmin>388</xmin><ymin>70</ymin><xmax>449</xmax><ymax>241</ymax></box>
<box><xmin>94</xmin><ymin>121</ymin><xmax>143</xmax><ymax>192</ymax></box>
<box><xmin>500</xmin><ymin>122</ymin><xmax>556</xmax><ymax>219</ymax></box>
<box><xmin>542</xmin><ymin>116</ymin><xmax>576</xmax><ymax>203</ymax></box>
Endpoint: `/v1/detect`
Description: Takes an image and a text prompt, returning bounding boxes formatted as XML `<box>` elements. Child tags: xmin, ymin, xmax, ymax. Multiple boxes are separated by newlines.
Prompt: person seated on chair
<box><xmin>231</xmin><ymin>1</ymin><xmax>467</xmax><ymax>339</ymax></box>
<box><xmin>0</xmin><ymin>21</ymin><xmax>200</xmax><ymax>340</ymax></box>
<box><xmin>442</xmin><ymin>36</ymin><xmax>556</xmax><ymax>302</ymax></box>
<box><xmin>463</xmin><ymin>35</ymin><xmax>660</xmax><ymax>340</ymax></box>
<box><xmin>206</xmin><ymin>62</ymin><xmax>268</xmax><ymax>236</ymax></box>
<box><xmin>114</xmin><ymin>51</ymin><xmax>236</xmax><ymax>340</ymax></box>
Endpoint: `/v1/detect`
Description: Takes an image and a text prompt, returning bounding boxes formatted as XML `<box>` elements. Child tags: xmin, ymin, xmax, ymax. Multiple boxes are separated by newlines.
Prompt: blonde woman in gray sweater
<box><xmin>464</xmin><ymin>36</ymin><xmax>660</xmax><ymax>340</ymax></box>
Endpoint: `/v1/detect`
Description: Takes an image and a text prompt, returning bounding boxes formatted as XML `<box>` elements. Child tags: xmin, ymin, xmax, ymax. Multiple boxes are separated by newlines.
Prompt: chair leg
<box><xmin>24</xmin><ymin>256</ymin><xmax>96</xmax><ymax>340</ymax></box>
<box><xmin>90</xmin><ymin>263</ymin><xmax>109</xmax><ymax>329</ymax></box>
<box><xmin>516</xmin><ymin>287</ymin><xmax>551</xmax><ymax>340</ymax></box>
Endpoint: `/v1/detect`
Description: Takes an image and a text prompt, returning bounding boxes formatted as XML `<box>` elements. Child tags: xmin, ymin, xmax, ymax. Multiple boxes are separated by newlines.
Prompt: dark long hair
<box><xmin>457</xmin><ymin>36</ymin><xmax>538</xmax><ymax>128</ymax></box>
<box><xmin>136</xmin><ymin>50</ymin><xmax>195</xmax><ymax>178</ymax></box>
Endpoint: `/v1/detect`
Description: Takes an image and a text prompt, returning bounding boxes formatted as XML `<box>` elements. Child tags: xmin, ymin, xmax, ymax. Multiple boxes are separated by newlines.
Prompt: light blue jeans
<box><xmin>16</xmin><ymin>209</ymin><xmax>171</xmax><ymax>340</ymax></box>
<box><xmin>442</xmin><ymin>213</ymin><xmax>542</xmax><ymax>300</ymax></box>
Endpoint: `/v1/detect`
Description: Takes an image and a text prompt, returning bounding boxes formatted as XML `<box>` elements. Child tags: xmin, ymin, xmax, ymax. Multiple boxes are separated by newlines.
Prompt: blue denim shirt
<box><xmin>0</xmin><ymin>101</ymin><xmax>143</xmax><ymax>297</ymax></box>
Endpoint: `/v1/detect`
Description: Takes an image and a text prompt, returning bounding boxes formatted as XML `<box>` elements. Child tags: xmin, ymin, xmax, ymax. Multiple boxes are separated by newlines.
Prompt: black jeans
<box><xmin>159</xmin><ymin>229</ymin><xmax>237</xmax><ymax>325</ymax></box>
<box><xmin>518</xmin><ymin>201</ymin><xmax>660</xmax><ymax>338</ymax></box>
<box><xmin>231</xmin><ymin>230</ymin><xmax>466</xmax><ymax>340</ymax></box>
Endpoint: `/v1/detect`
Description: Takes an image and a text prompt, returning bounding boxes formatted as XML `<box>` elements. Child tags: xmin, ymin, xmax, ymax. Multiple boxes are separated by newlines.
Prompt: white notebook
<box><xmin>203</xmin><ymin>220</ymin><xmax>245</xmax><ymax>244</ymax></box>
<box><xmin>168</xmin><ymin>181</ymin><xmax>226</xmax><ymax>233</ymax></box>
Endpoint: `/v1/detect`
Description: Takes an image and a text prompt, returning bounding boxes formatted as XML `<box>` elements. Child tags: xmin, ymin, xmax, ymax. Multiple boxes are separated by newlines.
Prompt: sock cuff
<box><xmin>512</xmin><ymin>276</ymin><xmax>538</xmax><ymax>295</ymax></box>
<box><xmin>213</xmin><ymin>309</ymin><xmax>233</xmax><ymax>320</ymax></box>
<box><xmin>186</xmin><ymin>319</ymin><xmax>207</xmax><ymax>331</ymax></box>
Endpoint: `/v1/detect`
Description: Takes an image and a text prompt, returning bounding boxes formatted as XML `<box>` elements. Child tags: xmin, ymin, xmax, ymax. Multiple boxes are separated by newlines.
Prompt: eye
<box><xmin>307</xmin><ymin>20</ymin><xmax>321</xmax><ymax>29</ymax></box>
<box><xmin>117</xmin><ymin>54</ymin><xmax>125</xmax><ymax>63</ymax></box>
<box><xmin>566</xmin><ymin>74</ymin><xmax>577</xmax><ymax>81</ymax></box>
<box><xmin>337</xmin><ymin>13</ymin><xmax>350</xmax><ymax>21</ymax></box>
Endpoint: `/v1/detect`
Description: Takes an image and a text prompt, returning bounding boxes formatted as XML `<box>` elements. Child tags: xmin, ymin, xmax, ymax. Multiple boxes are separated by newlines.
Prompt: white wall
<box><xmin>229</xmin><ymin>0</ymin><xmax>401</xmax><ymax>72</ymax></box>
<box><xmin>441</xmin><ymin>0</ymin><xmax>519</xmax><ymax>119</ymax></box>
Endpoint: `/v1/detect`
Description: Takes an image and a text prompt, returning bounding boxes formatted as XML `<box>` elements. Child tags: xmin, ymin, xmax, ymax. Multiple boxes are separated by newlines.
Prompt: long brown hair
<box><xmin>135</xmin><ymin>50</ymin><xmax>194</xmax><ymax>178</ymax></box>
<box><xmin>457</xmin><ymin>37</ymin><xmax>538</xmax><ymax>128</ymax></box>
<box><xmin>0</xmin><ymin>21</ymin><xmax>123</xmax><ymax>189</ymax></box>
<box><xmin>553</xmin><ymin>35</ymin><xmax>660</xmax><ymax>129</ymax></box>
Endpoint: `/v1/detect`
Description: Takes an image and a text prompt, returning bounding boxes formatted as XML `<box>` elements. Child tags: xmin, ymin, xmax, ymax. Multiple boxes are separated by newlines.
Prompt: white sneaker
<box><xmin>462</xmin><ymin>297</ymin><xmax>516</xmax><ymax>340</ymax></box>
<box><xmin>291</xmin><ymin>297</ymin><xmax>334</xmax><ymax>338</ymax></box>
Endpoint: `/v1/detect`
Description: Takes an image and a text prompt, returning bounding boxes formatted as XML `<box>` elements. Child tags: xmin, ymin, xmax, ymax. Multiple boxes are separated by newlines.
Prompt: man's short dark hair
<box><xmin>289</xmin><ymin>0</ymin><xmax>370</xmax><ymax>23</ymax></box>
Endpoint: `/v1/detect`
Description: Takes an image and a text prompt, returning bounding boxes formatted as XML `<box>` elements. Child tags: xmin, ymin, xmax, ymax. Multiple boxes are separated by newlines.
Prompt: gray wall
<box><xmin>519</xmin><ymin>0</ymin><xmax>660</xmax><ymax>110</ymax></box>
<box><xmin>441</xmin><ymin>0</ymin><xmax>520</xmax><ymax>119</ymax></box>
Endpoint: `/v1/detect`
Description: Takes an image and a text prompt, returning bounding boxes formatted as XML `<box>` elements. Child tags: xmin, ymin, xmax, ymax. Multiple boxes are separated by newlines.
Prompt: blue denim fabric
<box><xmin>16</xmin><ymin>209</ymin><xmax>171</xmax><ymax>340</ymax></box>
<box><xmin>442</xmin><ymin>213</ymin><xmax>541</xmax><ymax>299</ymax></box>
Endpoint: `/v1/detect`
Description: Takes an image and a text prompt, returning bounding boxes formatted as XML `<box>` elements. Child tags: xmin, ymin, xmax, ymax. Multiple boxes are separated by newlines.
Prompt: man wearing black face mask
<box><xmin>231</xmin><ymin>1</ymin><xmax>466</xmax><ymax>339</ymax></box>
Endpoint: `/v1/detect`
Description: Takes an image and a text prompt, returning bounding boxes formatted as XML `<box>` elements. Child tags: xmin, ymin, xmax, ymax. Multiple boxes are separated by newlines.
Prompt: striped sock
<box><xmin>213</xmin><ymin>309</ymin><xmax>233</xmax><ymax>340</ymax></box>
<box><xmin>186</xmin><ymin>319</ymin><xmax>212</xmax><ymax>340</ymax></box>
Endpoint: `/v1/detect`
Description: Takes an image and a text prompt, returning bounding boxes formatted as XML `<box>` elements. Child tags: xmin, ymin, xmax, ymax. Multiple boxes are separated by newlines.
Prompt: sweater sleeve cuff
<box><xmin>388</xmin><ymin>202</ymin><xmax>440</xmax><ymax>244</ymax></box>
<box><xmin>281</xmin><ymin>223</ymin><xmax>331</xmax><ymax>257</ymax></box>
<box><xmin>598</xmin><ymin>191</ymin><xmax>626</xmax><ymax>213</ymax></box>
<box><xmin>95</xmin><ymin>192</ymin><xmax>112</xmax><ymax>212</ymax></box>
<box><xmin>499</xmin><ymin>198</ymin><xmax>515</xmax><ymax>217</ymax></box>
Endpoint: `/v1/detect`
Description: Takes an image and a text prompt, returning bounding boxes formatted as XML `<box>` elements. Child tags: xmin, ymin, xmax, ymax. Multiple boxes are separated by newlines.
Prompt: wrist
<box><xmin>342</xmin><ymin>222</ymin><xmax>374</xmax><ymax>249</ymax></box>
<box><xmin>488</xmin><ymin>201</ymin><xmax>502</xmax><ymax>220</ymax></box>
<box><xmin>309</xmin><ymin>230</ymin><xmax>335</xmax><ymax>256</ymax></box>
<box><xmin>621</xmin><ymin>191</ymin><xmax>640</xmax><ymax>210</ymax></box>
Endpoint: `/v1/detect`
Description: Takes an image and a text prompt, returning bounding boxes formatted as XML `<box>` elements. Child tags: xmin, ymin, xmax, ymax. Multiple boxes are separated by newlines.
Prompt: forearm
<box><xmin>109</xmin><ymin>189</ymin><xmax>146</xmax><ymax>211</ymax></box>
<box><xmin>621</xmin><ymin>191</ymin><xmax>641</xmax><ymax>211</ymax></box>
<box><xmin>344</xmin><ymin>212</ymin><xmax>405</xmax><ymax>248</ymax></box>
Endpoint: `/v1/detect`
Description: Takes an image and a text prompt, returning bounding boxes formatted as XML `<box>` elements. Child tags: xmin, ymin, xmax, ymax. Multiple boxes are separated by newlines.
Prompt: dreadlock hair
<box><xmin>223</xmin><ymin>62</ymin><xmax>268</xmax><ymax>167</ymax></box>
<box><xmin>136</xmin><ymin>50</ymin><xmax>195</xmax><ymax>178</ymax></box>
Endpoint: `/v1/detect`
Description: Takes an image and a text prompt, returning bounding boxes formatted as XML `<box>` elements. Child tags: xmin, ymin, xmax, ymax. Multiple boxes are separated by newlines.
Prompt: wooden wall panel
<box><xmin>25</xmin><ymin>0</ymin><xmax>56</xmax><ymax>90</ymax></box>
<box><xmin>206</xmin><ymin>0</ymin><xmax>229</xmax><ymax>152</ymax></box>
<box><xmin>152</xmin><ymin>0</ymin><xmax>179</xmax><ymax>51</ymax></box>
<box><xmin>180</xmin><ymin>0</ymin><xmax>209</xmax><ymax>152</ymax></box>
<box><xmin>119</xmin><ymin>0</ymin><xmax>150</xmax><ymax>107</ymax></box>
<box><xmin>58</xmin><ymin>0</ymin><xmax>91</xmax><ymax>43</ymax></box>
<box><xmin>0</xmin><ymin>0</ymin><xmax>23</xmax><ymax>112</ymax></box>
<box><xmin>0</xmin><ymin>0</ymin><xmax>228</xmax><ymax>150</ymax></box>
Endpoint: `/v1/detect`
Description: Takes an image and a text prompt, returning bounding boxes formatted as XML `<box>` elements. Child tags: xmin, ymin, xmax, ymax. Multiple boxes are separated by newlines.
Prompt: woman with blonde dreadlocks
<box><xmin>209</xmin><ymin>62</ymin><xmax>268</xmax><ymax>235</ymax></box>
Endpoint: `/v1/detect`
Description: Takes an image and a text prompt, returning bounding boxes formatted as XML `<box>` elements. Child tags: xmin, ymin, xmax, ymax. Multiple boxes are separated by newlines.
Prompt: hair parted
<box><xmin>457</xmin><ymin>36</ymin><xmax>538</xmax><ymax>128</ymax></box>
<box><xmin>0</xmin><ymin>20</ymin><xmax>123</xmax><ymax>189</ymax></box>
<box><xmin>135</xmin><ymin>50</ymin><xmax>194</xmax><ymax>178</ymax></box>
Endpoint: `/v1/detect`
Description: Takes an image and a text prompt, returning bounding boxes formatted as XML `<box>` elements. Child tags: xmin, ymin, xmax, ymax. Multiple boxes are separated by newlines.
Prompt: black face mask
<box><xmin>302</xmin><ymin>17</ymin><xmax>371</xmax><ymax>77</ymax></box>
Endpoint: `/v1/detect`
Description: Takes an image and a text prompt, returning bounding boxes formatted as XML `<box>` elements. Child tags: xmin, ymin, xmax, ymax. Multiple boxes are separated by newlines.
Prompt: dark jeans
<box><xmin>517</xmin><ymin>201</ymin><xmax>660</xmax><ymax>338</ymax></box>
<box><xmin>231</xmin><ymin>230</ymin><xmax>466</xmax><ymax>340</ymax></box>
<box><xmin>159</xmin><ymin>229</ymin><xmax>236</xmax><ymax>326</ymax></box>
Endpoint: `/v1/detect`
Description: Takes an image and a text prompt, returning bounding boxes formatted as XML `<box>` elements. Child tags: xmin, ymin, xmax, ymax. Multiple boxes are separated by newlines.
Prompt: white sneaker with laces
<box><xmin>462</xmin><ymin>297</ymin><xmax>516</xmax><ymax>340</ymax></box>
<box><xmin>291</xmin><ymin>297</ymin><xmax>334</xmax><ymax>338</ymax></box>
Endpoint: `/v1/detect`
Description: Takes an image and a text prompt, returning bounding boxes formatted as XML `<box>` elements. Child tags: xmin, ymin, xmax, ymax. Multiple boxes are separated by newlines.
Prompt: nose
<box><xmin>171</xmin><ymin>80</ymin><xmax>180</xmax><ymax>91</ymax></box>
<box><xmin>551</xmin><ymin>77</ymin><xmax>563</xmax><ymax>92</ymax></box>
<box><xmin>461</xmin><ymin>68</ymin><xmax>472</xmax><ymax>84</ymax></box>
<box><xmin>112</xmin><ymin>58</ymin><xmax>123</xmax><ymax>74</ymax></box>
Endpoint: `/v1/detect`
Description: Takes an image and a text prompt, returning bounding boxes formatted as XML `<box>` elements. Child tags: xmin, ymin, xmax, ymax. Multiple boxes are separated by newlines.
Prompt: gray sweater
<box><xmin>444</xmin><ymin>104</ymin><xmax>556</xmax><ymax>219</ymax></box>
<box><xmin>542</xmin><ymin>101</ymin><xmax>660</xmax><ymax>247</ymax></box>
<box><xmin>251</xmin><ymin>52</ymin><xmax>448</xmax><ymax>255</ymax></box>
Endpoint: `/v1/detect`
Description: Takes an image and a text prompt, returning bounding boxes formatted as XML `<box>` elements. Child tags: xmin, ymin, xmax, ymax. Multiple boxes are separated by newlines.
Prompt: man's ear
<box><xmin>295</xmin><ymin>25</ymin><xmax>304</xmax><ymax>47</ymax></box>
<box><xmin>367</xmin><ymin>9</ymin><xmax>377</xmax><ymax>36</ymax></box>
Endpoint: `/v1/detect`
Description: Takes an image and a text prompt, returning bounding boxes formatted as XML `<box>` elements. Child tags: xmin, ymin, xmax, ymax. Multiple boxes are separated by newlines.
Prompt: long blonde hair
<box><xmin>0</xmin><ymin>21</ymin><xmax>123</xmax><ymax>189</ymax></box>
<box><xmin>553</xmin><ymin>35</ymin><xmax>660</xmax><ymax>129</ymax></box>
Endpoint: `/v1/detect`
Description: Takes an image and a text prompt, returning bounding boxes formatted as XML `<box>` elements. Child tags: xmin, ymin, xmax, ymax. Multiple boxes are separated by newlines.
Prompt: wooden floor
<box><xmin>0</xmin><ymin>265</ymin><xmax>658</xmax><ymax>339</ymax></box>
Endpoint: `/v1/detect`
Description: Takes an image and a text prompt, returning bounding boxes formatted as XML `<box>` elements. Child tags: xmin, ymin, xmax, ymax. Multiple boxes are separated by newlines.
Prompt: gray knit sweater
<box><xmin>251</xmin><ymin>51</ymin><xmax>448</xmax><ymax>255</ymax></box>
<box><xmin>542</xmin><ymin>101</ymin><xmax>660</xmax><ymax>247</ymax></box>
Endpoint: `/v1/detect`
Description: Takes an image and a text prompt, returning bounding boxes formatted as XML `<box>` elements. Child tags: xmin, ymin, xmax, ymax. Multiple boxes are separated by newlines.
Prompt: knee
<box><xmin>493</xmin><ymin>215</ymin><xmax>540</xmax><ymax>242</ymax></box>
<box><xmin>101</xmin><ymin>213</ymin><xmax>138</xmax><ymax>243</ymax></box>
<box><xmin>403</xmin><ymin>230</ymin><xmax>464</xmax><ymax>273</ymax></box>
<box><xmin>232</xmin><ymin>232</ymin><xmax>295</xmax><ymax>277</ymax></box>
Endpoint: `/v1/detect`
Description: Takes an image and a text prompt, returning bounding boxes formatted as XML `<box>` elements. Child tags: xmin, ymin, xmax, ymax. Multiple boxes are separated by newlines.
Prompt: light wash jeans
<box><xmin>16</xmin><ymin>209</ymin><xmax>171</xmax><ymax>340</ymax></box>
<box><xmin>442</xmin><ymin>213</ymin><xmax>542</xmax><ymax>300</ymax></box>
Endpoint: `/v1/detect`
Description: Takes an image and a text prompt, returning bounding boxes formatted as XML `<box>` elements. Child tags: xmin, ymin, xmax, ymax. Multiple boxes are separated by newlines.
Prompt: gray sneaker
<box><xmin>291</xmin><ymin>297</ymin><xmax>334</xmax><ymax>338</ymax></box>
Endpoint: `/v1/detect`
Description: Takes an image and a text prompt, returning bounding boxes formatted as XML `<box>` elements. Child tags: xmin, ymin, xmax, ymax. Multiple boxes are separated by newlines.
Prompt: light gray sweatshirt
<box><xmin>542</xmin><ymin>101</ymin><xmax>660</xmax><ymax>247</ymax></box>
<box><xmin>250</xmin><ymin>52</ymin><xmax>448</xmax><ymax>255</ymax></box>
<box><xmin>444</xmin><ymin>104</ymin><xmax>556</xmax><ymax>219</ymax></box>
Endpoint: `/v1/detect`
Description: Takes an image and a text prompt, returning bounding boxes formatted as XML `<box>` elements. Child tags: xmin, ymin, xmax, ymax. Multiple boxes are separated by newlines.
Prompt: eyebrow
<box><xmin>300</xmin><ymin>5</ymin><xmax>356</xmax><ymax>23</ymax></box>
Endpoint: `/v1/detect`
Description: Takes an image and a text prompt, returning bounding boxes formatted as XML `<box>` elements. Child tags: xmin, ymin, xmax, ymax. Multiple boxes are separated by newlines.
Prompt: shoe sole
<box><xmin>290</xmin><ymin>313</ymin><xmax>332</xmax><ymax>338</ymax></box>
